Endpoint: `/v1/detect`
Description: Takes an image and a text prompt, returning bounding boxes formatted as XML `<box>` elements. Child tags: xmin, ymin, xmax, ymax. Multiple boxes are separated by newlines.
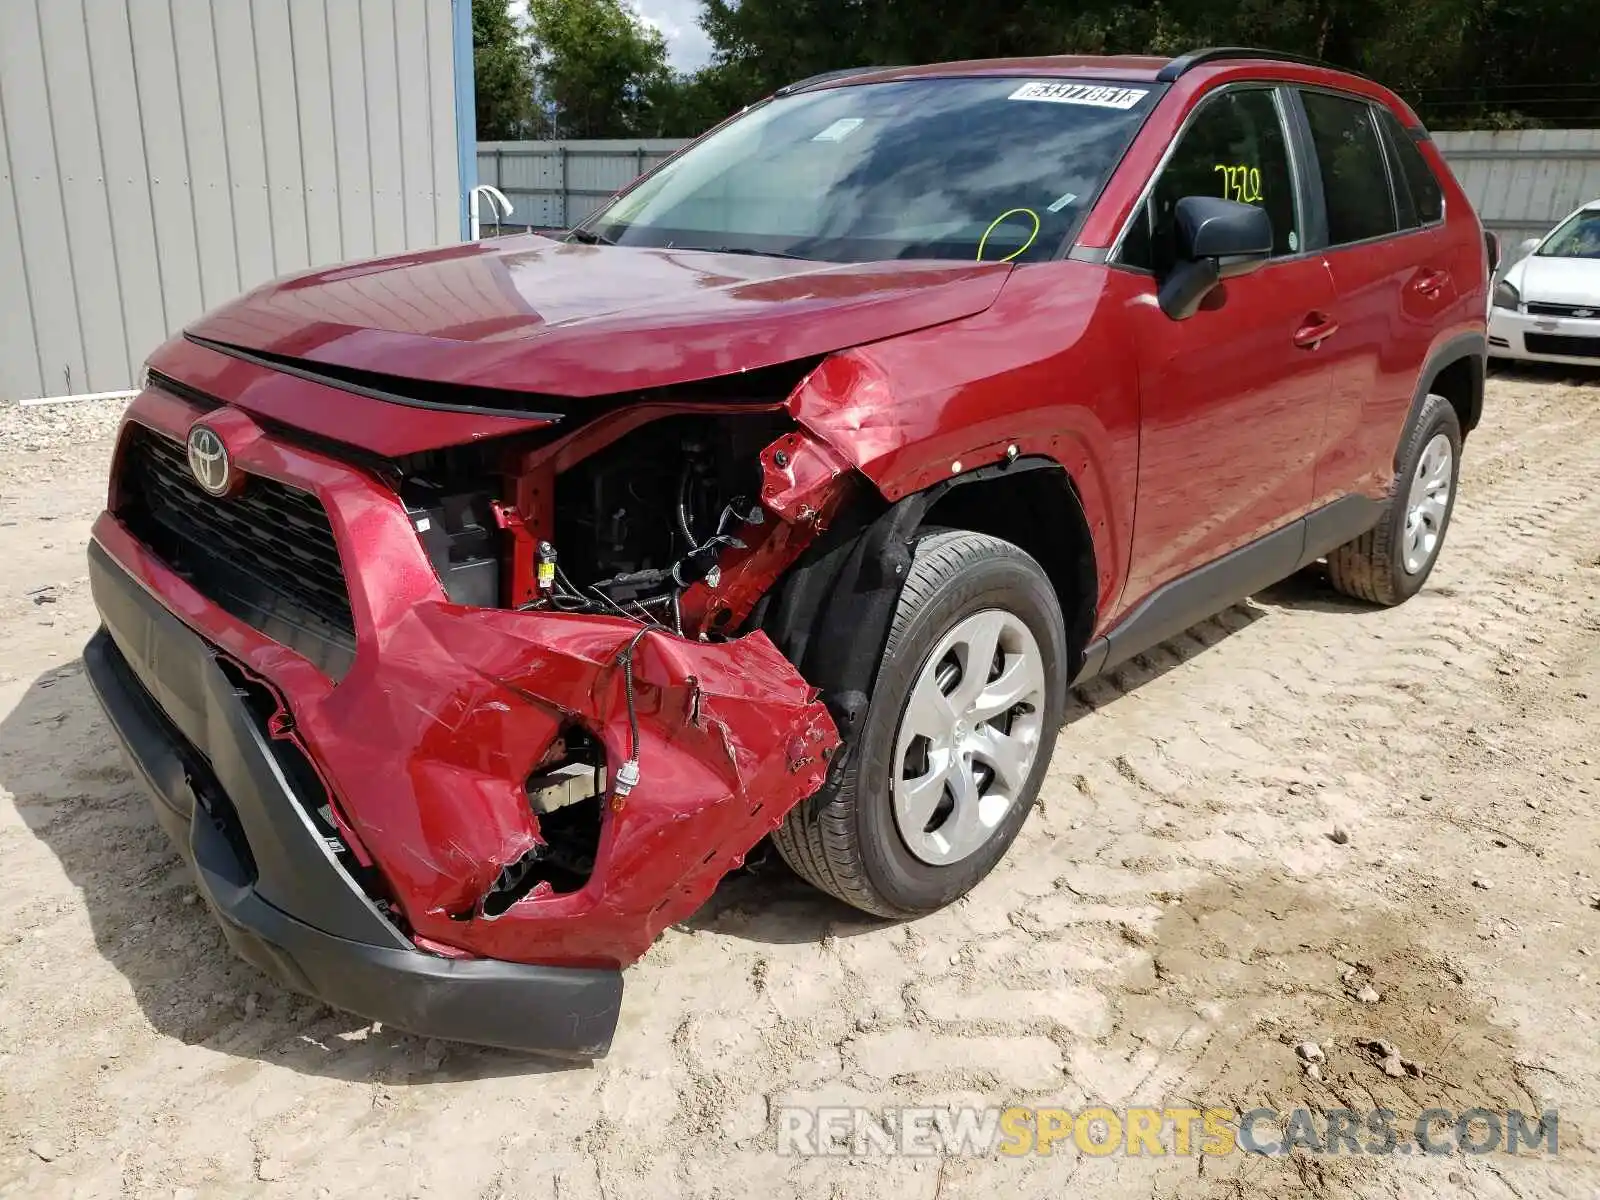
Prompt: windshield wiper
<box><xmin>565</xmin><ymin>228</ymin><xmax>617</xmax><ymax>246</ymax></box>
<box><xmin>681</xmin><ymin>245</ymin><xmax>813</xmax><ymax>261</ymax></box>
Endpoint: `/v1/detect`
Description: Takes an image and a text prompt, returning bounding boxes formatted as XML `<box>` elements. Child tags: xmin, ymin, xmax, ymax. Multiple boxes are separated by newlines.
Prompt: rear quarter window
<box><xmin>1299</xmin><ymin>91</ymin><xmax>1399</xmax><ymax>246</ymax></box>
<box><xmin>1377</xmin><ymin>108</ymin><xmax>1445</xmax><ymax>226</ymax></box>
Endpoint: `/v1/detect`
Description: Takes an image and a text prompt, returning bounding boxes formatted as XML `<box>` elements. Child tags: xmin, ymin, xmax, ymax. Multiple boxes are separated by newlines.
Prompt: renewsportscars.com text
<box><xmin>775</xmin><ymin>1105</ymin><xmax>1559</xmax><ymax>1158</ymax></box>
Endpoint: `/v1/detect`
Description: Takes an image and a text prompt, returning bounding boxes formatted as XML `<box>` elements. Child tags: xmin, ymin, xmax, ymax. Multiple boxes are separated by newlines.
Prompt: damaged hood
<box><xmin>186</xmin><ymin>235</ymin><xmax>1013</xmax><ymax>399</ymax></box>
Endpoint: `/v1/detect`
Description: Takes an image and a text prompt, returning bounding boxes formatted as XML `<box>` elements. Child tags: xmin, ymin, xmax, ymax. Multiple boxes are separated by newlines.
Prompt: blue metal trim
<box><xmin>451</xmin><ymin>0</ymin><xmax>478</xmax><ymax>240</ymax></box>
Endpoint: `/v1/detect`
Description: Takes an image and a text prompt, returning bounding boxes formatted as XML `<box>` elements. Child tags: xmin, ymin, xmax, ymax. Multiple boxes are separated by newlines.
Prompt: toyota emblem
<box><xmin>1575</xmin><ymin>308</ymin><xmax>1595</xmax><ymax>319</ymax></box>
<box><xmin>186</xmin><ymin>425</ymin><xmax>231</xmax><ymax>496</ymax></box>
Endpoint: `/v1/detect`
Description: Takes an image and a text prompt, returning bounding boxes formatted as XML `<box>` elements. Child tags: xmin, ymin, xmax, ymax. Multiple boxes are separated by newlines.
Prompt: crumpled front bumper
<box><xmin>84</xmin><ymin>580</ymin><xmax>623</xmax><ymax>1056</ymax></box>
<box><xmin>86</xmin><ymin>385</ymin><xmax>840</xmax><ymax>1055</ymax></box>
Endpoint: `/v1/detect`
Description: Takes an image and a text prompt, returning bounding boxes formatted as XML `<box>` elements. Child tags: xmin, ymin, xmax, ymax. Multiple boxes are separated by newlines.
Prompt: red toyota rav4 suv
<box><xmin>85</xmin><ymin>49</ymin><xmax>1489</xmax><ymax>1056</ymax></box>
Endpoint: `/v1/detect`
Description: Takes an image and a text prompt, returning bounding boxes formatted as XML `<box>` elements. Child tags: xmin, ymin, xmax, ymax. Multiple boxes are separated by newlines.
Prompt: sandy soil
<box><xmin>1</xmin><ymin>372</ymin><xmax>1598</xmax><ymax>1199</ymax></box>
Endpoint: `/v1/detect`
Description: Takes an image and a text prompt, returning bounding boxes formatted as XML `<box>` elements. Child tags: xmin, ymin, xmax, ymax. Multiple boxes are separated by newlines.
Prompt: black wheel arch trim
<box><xmin>1401</xmin><ymin>332</ymin><xmax>1486</xmax><ymax>463</ymax></box>
<box><xmin>764</xmin><ymin>455</ymin><xmax>1083</xmax><ymax>759</ymax></box>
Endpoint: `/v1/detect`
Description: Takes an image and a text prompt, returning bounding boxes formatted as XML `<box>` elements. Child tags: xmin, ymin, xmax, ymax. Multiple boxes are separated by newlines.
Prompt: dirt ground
<box><xmin>2</xmin><ymin>372</ymin><xmax>1599</xmax><ymax>1199</ymax></box>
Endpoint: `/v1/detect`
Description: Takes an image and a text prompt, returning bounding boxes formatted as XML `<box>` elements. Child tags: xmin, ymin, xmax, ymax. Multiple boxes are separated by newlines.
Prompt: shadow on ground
<box><xmin>0</xmin><ymin>659</ymin><xmax>578</xmax><ymax>1083</ymax></box>
<box><xmin>2</xmin><ymin>566</ymin><xmax>1370</xmax><ymax>1072</ymax></box>
<box><xmin>1253</xmin><ymin>560</ymin><xmax>1388</xmax><ymax>615</ymax></box>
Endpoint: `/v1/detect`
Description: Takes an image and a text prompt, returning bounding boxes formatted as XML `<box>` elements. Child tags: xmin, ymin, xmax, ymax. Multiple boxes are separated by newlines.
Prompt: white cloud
<box><xmin>508</xmin><ymin>0</ymin><xmax>712</xmax><ymax>72</ymax></box>
<box><xmin>629</xmin><ymin>0</ymin><xmax>712</xmax><ymax>71</ymax></box>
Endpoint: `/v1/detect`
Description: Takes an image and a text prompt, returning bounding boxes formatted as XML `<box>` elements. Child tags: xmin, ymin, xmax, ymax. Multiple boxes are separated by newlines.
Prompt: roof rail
<box><xmin>774</xmin><ymin>66</ymin><xmax>904</xmax><ymax>96</ymax></box>
<box><xmin>1155</xmin><ymin>46</ymin><xmax>1349</xmax><ymax>83</ymax></box>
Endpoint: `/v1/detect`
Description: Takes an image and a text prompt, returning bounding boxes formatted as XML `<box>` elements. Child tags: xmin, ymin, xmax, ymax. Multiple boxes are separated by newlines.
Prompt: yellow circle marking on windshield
<box><xmin>977</xmin><ymin>208</ymin><xmax>1041</xmax><ymax>263</ymax></box>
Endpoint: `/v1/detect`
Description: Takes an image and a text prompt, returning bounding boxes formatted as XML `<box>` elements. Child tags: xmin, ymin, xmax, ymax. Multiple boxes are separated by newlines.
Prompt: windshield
<box><xmin>1538</xmin><ymin>209</ymin><xmax>1600</xmax><ymax>259</ymax></box>
<box><xmin>582</xmin><ymin>77</ymin><xmax>1156</xmax><ymax>264</ymax></box>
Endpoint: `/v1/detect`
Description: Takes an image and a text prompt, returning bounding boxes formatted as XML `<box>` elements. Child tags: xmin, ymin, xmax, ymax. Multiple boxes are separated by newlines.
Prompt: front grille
<box><xmin>116</xmin><ymin>425</ymin><xmax>357</xmax><ymax>678</ymax></box>
<box><xmin>1525</xmin><ymin>333</ymin><xmax>1600</xmax><ymax>359</ymax></box>
<box><xmin>1526</xmin><ymin>302</ymin><xmax>1600</xmax><ymax>319</ymax></box>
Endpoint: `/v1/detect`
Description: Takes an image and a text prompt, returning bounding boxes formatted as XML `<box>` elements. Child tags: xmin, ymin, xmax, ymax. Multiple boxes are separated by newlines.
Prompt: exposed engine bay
<box><xmin>391</xmin><ymin>410</ymin><xmax>846</xmax><ymax>637</ymax></box>
<box><xmin>547</xmin><ymin>413</ymin><xmax>795</xmax><ymax>625</ymax></box>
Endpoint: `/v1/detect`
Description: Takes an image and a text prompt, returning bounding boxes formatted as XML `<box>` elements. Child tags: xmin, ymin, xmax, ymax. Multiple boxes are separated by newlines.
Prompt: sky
<box><xmin>508</xmin><ymin>0</ymin><xmax>714</xmax><ymax>73</ymax></box>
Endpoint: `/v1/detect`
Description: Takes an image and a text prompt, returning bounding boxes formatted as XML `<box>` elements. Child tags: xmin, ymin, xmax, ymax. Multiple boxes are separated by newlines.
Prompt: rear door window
<box><xmin>1299</xmin><ymin>91</ymin><xmax>1399</xmax><ymax>246</ymax></box>
<box><xmin>1118</xmin><ymin>87</ymin><xmax>1299</xmax><ymax>274</ymax></box>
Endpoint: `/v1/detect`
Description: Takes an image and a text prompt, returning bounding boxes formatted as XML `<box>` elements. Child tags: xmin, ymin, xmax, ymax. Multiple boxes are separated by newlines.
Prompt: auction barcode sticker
<box><xmin>1009</xmin><ymin>82</ymin><xmax>1149</xmax><ymax>109</ymax></box>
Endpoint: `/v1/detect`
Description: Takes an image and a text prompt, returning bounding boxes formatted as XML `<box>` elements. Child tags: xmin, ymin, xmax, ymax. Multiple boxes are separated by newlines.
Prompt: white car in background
<box><xmin>1489</xmin><ymin>200</ymin><xmax>1600</xmax><ymax>365</ymax></box>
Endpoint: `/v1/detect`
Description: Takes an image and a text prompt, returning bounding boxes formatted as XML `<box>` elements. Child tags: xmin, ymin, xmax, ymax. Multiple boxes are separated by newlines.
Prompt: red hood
<box><xmin>186</xmin><ymin>235</ymin><xmax>1012</xmax><ymax>398</ymax></box>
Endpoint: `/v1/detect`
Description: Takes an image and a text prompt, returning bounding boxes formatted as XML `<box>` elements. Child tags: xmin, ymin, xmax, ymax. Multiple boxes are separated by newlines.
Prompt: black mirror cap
<box><xmin>1176</xmin><ymin>195</ymin><xmax>1274</xmax><ymax>262</ymax></box>
<box><xmin>1158</xmin><ymin>257</ymin><xmax>1221</xmax><ymax>321</ymax></box>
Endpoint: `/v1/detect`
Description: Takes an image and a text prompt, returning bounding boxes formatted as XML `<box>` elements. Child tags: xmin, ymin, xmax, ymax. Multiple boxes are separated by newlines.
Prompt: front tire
<box><xmin>773</xmin><ymin>530</ymin><xmax>1067</xmax><ymax>917</ymax></box>
<box><xmin>1327</xmin><ymin>393</ymin><xmax>1462</xmax><ymax>606</ymax></box>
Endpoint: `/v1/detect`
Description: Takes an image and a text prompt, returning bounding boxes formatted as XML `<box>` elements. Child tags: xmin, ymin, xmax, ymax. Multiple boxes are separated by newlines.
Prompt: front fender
<box><xmin>785</xmin><ymin>261</ymin><xmax>1141</xmax><ymax>623</ymax></box>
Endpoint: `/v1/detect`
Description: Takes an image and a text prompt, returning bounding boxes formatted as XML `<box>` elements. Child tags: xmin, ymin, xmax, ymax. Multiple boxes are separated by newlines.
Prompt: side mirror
<box><xmin>1518</xmin><ymin>237</ymin><xmax>1542</xmax><ymax>258</ymax></box>
<box><xmin>1159</xmin><ymin>195</ymin><xmax>1274</xmax><ymax>320</ymax></box>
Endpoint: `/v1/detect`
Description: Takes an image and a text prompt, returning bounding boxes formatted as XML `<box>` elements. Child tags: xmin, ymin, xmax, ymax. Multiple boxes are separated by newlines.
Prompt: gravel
<box><xmin>0</xmin><ymin>397</ymin><xmax>128</xmax><ymax>455</ymax></box>
<box><xmin>1294</xmin><ymin>1040</ymin><xmax>1325</xmax><ymax>1063</ymax></box>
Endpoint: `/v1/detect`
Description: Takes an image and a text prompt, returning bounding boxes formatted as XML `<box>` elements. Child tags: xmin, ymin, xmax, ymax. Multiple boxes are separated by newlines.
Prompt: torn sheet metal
<box><xmin>312</xmin><ymin>605</ymin><xmax>839</xmax><ymax>967</ymax></box>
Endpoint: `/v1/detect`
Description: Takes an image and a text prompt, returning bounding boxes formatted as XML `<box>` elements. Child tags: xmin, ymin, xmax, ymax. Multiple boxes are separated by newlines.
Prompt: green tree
<box><xmin>528</xmin><ymin>0</ymin><xmax>677</xmax><ymax>138</ymax></box>
<box><xmin>694</xmin><ymin>1</ymin><xmax>1177</xmax><ymax>102</ymax></box>
<box><xmin>1158</xmin><ymin>0</ymin><xmax>1479</xmax><ymax>93</ymax></box>
<box><xmin>473</xmin><ymin>0</ymin><xmax>539</xmax><ymax>140</ymax></box>
<box><xmin>691</xmin><ymin>0</ymin><xmax>1600</xmax><ymax>130</ymax></box>
<box><xmin>643</xmin><ymin>62</ymin><xmax>758</xmax><ymax>136</ymax></box>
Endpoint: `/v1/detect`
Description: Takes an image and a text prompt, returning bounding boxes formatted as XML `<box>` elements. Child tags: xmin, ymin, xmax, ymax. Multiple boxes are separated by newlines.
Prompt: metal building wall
<box><xmin>476</xmin><ymin>139</ymin><xmax>690</xmax><ymax>230</ymax></box>
<box><xmin>0</xmin><ymin>0</ymin><xmax>471</xmax><ymax>403</ymax></box>
<box><xmin>1433</xmin><ymin>129</ymin><xmax>1600</xmax><ymax>258</ymax></box>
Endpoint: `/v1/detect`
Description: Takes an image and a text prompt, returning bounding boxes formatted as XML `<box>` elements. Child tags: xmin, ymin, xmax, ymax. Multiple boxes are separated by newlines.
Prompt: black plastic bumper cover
<box><xmin>84</xmin><ymin>541</ymin><xmax>622</xmax><ymax>1058</ymax></box>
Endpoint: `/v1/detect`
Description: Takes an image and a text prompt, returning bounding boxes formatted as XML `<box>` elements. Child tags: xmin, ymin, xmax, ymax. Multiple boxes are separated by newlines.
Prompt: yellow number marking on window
<box><xmin>1213</xmin><ymin>164</ymin><xmax>1264</xmax><ymax>204</ymax></box>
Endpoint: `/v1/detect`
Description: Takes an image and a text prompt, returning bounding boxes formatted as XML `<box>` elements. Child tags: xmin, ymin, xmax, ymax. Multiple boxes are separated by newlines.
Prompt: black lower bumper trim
<box><xmin>83</xmin><ymin>545</ymin><xmax>622</xmax><ymax>1058</ymax></box>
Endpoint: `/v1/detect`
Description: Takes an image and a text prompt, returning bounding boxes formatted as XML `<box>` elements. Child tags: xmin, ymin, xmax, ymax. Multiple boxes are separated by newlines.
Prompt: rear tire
<box><xmin>1327</xmin><ymin>393</ymin><xmax>1462</xmax><ymax>606</ymax></box>
<box><xmin>773</xmin><ymin>530</ymin><xmax>1067</xmax><ymax>917</ymax></box>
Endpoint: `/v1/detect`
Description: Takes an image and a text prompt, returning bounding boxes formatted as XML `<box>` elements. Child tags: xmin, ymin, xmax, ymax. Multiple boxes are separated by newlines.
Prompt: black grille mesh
<box><xmin>116</xmin><ymin>425</ymin><xmax>357</xmax><ymax>677</ymax></box>
<box><xmin>1525</xmin><ymin>302</ymin><xmax>1600</xmax><ymax>319</ymax></box>
<box><xmin>1525</xmin><ymin>333</ymin><xmax>1600</xmax><ymax>359</ymax></box>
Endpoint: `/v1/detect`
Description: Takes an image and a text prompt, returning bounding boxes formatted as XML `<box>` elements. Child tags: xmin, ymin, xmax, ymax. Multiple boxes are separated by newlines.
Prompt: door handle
<box><xmin>1412</xmin><ymin>269</ymin><xmax>1449</xmax><ymax>298</ymax></box>
<box><xmin>1294</xmin><ymin>313</ymin><xmax>1340</xmax><ymax>350</ymax></box>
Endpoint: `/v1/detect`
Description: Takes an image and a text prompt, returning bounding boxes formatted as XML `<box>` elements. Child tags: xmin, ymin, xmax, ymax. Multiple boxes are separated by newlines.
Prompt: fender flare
<box><xmin>763</xmin><ymin>456</ymin><xmax>1070</xmax><ymax>751</ymax></box>
<box><xmin>1399</xmin><ymin>331</ymin><xmax>1486</xmax><ymax>467</ymax></box>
